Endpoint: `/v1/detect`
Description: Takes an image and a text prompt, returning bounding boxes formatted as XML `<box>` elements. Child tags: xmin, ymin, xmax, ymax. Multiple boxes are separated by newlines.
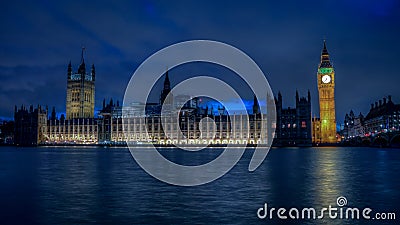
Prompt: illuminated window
<box><xmin>301</xmin><ymin>121</ymin><xmax>306</xmax><ymax>128</ymax></box>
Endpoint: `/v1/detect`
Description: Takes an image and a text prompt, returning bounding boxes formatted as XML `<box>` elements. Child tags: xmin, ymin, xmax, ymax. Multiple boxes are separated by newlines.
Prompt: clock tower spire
<box><xmin>319</xmin><ymin>40</ymin><xmax>332</xmax><ymax>68</ymax></box>
<box><xmin>316</xmin><ymin>40</ymin><xmax>337</xmax><ymax>144</ymax></box>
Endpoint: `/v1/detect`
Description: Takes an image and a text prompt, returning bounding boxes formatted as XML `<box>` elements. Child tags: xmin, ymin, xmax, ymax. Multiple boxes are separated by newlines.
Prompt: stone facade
<box><xmin>66</xmin><ymin>48</ymin><xmax>95</xmax><ymax>119</ymax></box>
<box><xmin>274</xmin><ymin>91</ymin><xmax>312</xmax><ymax>146</ymax></box>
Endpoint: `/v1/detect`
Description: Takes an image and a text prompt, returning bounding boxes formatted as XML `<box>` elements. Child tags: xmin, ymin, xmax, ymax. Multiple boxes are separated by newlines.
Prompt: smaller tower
<box><xmin>277</xmin><ymin>91</ymin><xmax>282</xmax><ymax>111</ymax></box>
<box><xmin>160</xmin><ymin>68</ymin><xmax>173</xmax><ymax>106</ymax></box>
<box><xmin>67</xmin><ymin>61</ymin><xmax>72</xmax><ymax>80</ymax></box>
<box><xmin>91</xmin><ymin>64</ymin><xmax>96</xmax><ymax>81</ymax></box>
<box><xmin>66</xmin><ymin>47</ymin><xmax>95</xmax><ymax>119</ymax></box>
<box><xmin>164</xmin><ymin>69</ymin><xmax>170</xmax><ymax>90</ymax></box>
<box><xmin>51</xmin><ymin>107</ymin><xmax>57</xmax><ymax>121</ymax></box>
<box><xmin>253</xmin><ymin>95</ymin><xmax>260</xmax><ymax>114</ymax></box>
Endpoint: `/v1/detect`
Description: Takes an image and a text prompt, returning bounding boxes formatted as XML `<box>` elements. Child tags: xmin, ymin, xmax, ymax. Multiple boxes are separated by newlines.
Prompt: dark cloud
<box><xmin>1</xmin><ymin>0</ymin><xmax>400</xmax><ymax>124</ymax></box>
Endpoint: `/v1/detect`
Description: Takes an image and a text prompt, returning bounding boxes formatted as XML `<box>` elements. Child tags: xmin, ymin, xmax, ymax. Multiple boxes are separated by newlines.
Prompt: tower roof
<box><xmin>164</xmin><ymin>67</ymin><xmax>170</xmax><ymax>87</ymax></box>
<box><xmin>78</xmin><ymin>47</ymin><xmax>86</xmax><ymax>74</ymax></box>
<box><xmin>165</xmin><ymin>68</ymin><xmax>170</xmax><ymax>81</ymax></box>
<box><xmin>319</xmin><ymin>40</ymin><xmax>332</xmax><ymax>68</ymax></box>
<box><xmin>322</xmin><ymin>40</ymin><xmax>328</xmax><ymax>54</ymax></box>
<box><xmin>80</xmin><ymin>46</ymin><xmax>85</xmax><ymax>64</ymax></box>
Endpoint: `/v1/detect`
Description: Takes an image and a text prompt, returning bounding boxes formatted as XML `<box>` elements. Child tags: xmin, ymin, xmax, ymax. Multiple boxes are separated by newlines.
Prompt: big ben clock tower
<box><xmin>317</xmin><ymin>40</ymin><xmax>337</xmax><ymax>143</ymax></box>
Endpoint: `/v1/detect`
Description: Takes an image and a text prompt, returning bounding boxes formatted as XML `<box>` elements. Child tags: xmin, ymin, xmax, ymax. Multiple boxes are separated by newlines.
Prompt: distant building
<box><xmin>174</xmin><ymin>94</ymin><xmax>198</xmax><ymax>110</ymax></box>
<box><xmin>97</xmin><ymin>72</ymin><xmax>272</xmax><ymax>145</ymax></box>
<box><xmin>14</xmin><ymin>105</ymin><xmax>47</xmax><ymax>146</ymax></box>
<box><xmin>41</xmin><ymin>49</ymin><xmax>98</xmax><ymax>144</ymax></box>
<box><xmin>66</xmin><ymin>48</ymin><xmax>95</xmax><ymax>119</ymax></box>
<box><xmin>46</xmin><ymin>108</ymin><xmax>98</xmax><ymax>144</ymax></box>
<box><xmin>343</xmin><ymin>110</ymin><xmax>365</xmax><ymax>139</ymax></box>
<box><xmin>15</xmin><ymin>51</ymin><xmax>322</xmax><ymax>147</ymax></box>
<box><xmin>312</xmin><ymin>117</ymin><xmax>321</xmax><ymax>143</ymax></box>
<box><xmin>364</xmin><ymin>96</ymin><xmax>400</xmax><ymax>135</ymax></box>
<box><xmin>14</xmin><ymin>105</ymin><xmax>98</xmax><ymax>145</ymax></box>
<box><xmin>0</xmin><ymin>120</ymin><xmax>14</xmax><ymax>144</ymax></box>
<box><xmin>97</xmin><ymin>99</ymin><xmax>123</xmax><ymax>144</ymax></box>
<box><xmin>98</xmin><ymin>99</ymin><xmax>269</xmax><ymax>145</ymax></box>
<box><xmin>274</xmin><ymin>91</ymin><xmax>312</xmax><ymax>146</ymax></box>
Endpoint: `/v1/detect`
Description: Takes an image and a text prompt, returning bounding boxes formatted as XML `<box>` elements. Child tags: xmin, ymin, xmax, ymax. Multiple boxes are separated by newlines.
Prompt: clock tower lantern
<box><xmin>317</xmin><ymin>40</ymin><xmax>337</xmax><ymax>143</ymax></box>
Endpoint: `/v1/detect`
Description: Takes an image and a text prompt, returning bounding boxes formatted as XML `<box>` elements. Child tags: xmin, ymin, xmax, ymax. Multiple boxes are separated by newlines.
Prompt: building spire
<box><xmin>78</xmin><ymin>47</ymin><xmax>86</xmax><ymax>75</ymax></box>
<box><xmin>164</xmin><ymin>67</ymin><xmax>170</xmax><ymax>90</ymax></box>
<box><xmin>91</xmin><ymin>64</ymin><xmax>95</xmax><ymax>81</ymax></box>
<box><xmin>160</xmin><ymin>67</ymin><xmax>172</xmax><ymax>105</ymax></box>
<box><xmin>253</xmin><ymin>94</ymin><xmax>260</xmax><ymax>115</ymax></box>
<box><xmin>319</xmin><ymin>40</ymin><xmax>332</xmax><ymax>68</ymax></box>
<box><xmin>322</xmin><ymin>39</ymin><xmax>329</xmax><ymax>55</ymax></box>
<box><xmin>81</xmin><ymin>46</ymin><xmax>86</xmax><ymax>64</ymax></box>
<box><xmin>67</xmin><ymin>61</ymin><xmax>72</xmax><ymax>79</ymax></box>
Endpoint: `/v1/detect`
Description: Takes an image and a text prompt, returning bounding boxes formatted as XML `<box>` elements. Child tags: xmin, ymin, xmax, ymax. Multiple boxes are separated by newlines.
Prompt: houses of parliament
<box><xmin>14</xmin><ymin>42</ymin><xmax>338</xmax><ymax>146</ymax></box>
<box><xmin>66</xmin><ymin>48</ymin><xmax>96</xmax><ymax>120</ymax></box>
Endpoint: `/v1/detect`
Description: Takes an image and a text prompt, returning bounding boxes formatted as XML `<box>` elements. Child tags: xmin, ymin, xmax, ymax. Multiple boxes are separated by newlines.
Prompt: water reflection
<box><xmin>0</xmin><ymin>147</ymin><xmax>399</xmax><ymax>225</ymax></box>
<box><xmin>313</xmin><ymin>148</ymin><xmax>342</xmax><ymax>208</ymax></box>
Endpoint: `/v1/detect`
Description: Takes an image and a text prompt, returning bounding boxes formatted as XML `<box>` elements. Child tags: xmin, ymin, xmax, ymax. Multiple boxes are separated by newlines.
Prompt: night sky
<box><xmin>1</xmin><ymin>0</ymin><xmax>399</xmax><ymax>124</ymax></box>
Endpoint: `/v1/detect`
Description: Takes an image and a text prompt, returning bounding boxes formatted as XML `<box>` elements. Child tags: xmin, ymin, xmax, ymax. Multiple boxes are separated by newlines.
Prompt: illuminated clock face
<box><xmin>322</xmin><ymin>75</ymin><xmax>331</xmax><ymax>84</ymax></box>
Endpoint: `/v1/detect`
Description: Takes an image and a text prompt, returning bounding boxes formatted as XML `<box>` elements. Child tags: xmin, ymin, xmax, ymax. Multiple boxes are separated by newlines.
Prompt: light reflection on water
<box><xmin>0</xmin><ymin>147</ymin><xmax>399</xmax><ymax>225</ymax></box>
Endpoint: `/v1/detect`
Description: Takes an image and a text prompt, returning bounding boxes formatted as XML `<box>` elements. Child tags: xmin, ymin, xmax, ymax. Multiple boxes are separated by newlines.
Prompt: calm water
<box><xmin>0</xmin><ymin>146</ymin><xmax>399</xmax><ymax>225</ymax></box>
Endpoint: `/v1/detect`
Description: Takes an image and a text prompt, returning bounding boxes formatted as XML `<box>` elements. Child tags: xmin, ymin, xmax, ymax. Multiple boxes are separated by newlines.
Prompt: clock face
<box><xmin>322</xmin><ymin>75</ymin><xmax>331</xmax><ymax>84</ymax></box>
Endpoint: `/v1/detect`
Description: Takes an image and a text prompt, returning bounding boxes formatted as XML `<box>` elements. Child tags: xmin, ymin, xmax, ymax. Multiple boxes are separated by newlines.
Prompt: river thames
<box><xmin>0</xmin><ymin>146</ymin><xmax>399</xmax><ymax>225</ymax></box>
